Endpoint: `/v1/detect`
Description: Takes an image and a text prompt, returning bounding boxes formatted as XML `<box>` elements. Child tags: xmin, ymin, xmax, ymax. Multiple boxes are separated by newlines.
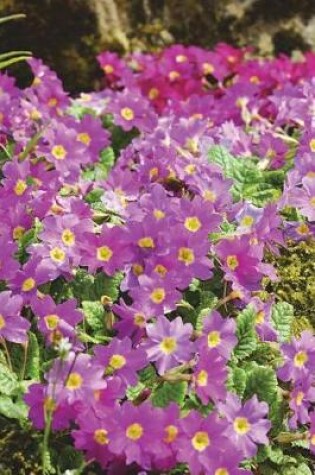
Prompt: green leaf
<box><xmin>152</xmin><ymin>381</ymin><xmax>187</xmax><ymax>408</ymax></box>
<box><xmin>227</xmin><ymin>366</ymin><xmax>247</xmax><ymax>397</ymax></box>
<box><xmin>11</xmin><ymin>332</ymin><xmax>41</xmax><ymax>380</ymax></box>
<box><xmin>82</xmin><ymin>301</ymin><xmax>105</xmax><ymax>331</ymax></box>
<box><xmin>272</xmin><ymin>302</ymin><xmax>294</xmax><ymax>342</ymax></box>
<box><xmin>0</xmin><ymin>395</ymin><xmax>28</xmax><ymax>420</ymax></box>
<box><xmin>245</xmin><ymin>365</ymin><xmax>278</xmax><ymax>405</ymax></box>
<box><xmin>0</xmin><ymin>362</ymin><xmax>19</xmax><ymax>396</ymax></box>
<box><xmin>234</xmin><ymin>305</ymin><xmax>257</xmax><ymax>360</ymax></box>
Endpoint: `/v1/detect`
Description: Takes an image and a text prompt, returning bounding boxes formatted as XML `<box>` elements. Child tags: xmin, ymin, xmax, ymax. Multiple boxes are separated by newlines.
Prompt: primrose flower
<box><xmin>289</xmin><ymin>377</ymin><xmax>315</xmax><ymax>429</ymax></box>
<box><xmin>218</xmin><ymin>393</ymin><xmax>271</xmax><ymax>458</ymax></box>
<box><xmin>0</xmin><ymin>291</ymin><xmax>30</xmax><ymax>343</ymax></box>
<box><xmin>94</xmin><ymin>337</ymin><xmax>147</xmax><ymax>388</ymax></box>
<box><xmin>278</xmin><ymin>331</ymin><xmax>315</xmax><ymax>383</ymax></box>
<box><xmin>199</xmin><ymin>310</ymin><xmax>237</xmax><ymax>359</ymax></box>
<box><xmin>108</xmin><ymin>401</ymin><xmax>162</xmax><ymax>469</ymax></box>
<box><xmin>145</xmin><ymin>315</ymin><xmax>194</xmax><ymax>375</ymax></box>
<box><xmin>174</xmin><ymin>410</ymin><xmax>227</xmax><ymax>475</ymax></box>
<box><xmin>193</xmin><ymin>353</ymin><xmax>227</xmax><ymax>404</ymax></box>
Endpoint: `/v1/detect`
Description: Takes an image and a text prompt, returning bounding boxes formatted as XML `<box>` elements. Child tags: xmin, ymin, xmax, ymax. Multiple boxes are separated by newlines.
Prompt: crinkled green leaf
<box><xmin>272</xmin><ymin>302</ymin><xmax>294</xmax><ymax>342</ymax></box>
<box><xmin>234</xmin><ymin>305</ymin><xmax>257</xmax><ymax>360</ymax></box>
<box><xmin>82</xmin><ymin>301</ymin><xmax>105</xmax><ymax>331</ymax></box>
<box><xmin>245</xmin><ymin>364</ymin><xmax>278</xmax><ymax>405</ymax></box>
<box><xmin>152</xmin><ymin>381</ymin><xmax>187</xmax><ymax>408</ymax></box>
<box><xmin>0</xmin><ymin>362</ymin><xmax>19</xmax><ymax>396</ymax></box>
<box><xmin>0</xmin><ymin>395</ymin><xmax>28</xmax><ymax>420</ymax></box>
<box><xmin>227</xmin><ymin>366</ymin><xmax>247</xmax><ymax>397</ymax></box>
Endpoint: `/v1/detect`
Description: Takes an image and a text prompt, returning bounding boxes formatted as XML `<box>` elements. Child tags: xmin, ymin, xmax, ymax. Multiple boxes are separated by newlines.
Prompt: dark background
<box><xmin>1</xmin><ymin>0</ymin><xmax>315</xmax><ymax>93</ymax></box>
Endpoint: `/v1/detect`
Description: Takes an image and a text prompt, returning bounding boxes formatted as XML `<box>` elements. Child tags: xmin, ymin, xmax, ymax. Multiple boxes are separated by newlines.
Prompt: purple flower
<box><xmin>199</xmin><ymin>310</ymin><xmax>237</xmax><ymax>359</ymax></box>
<box><xmin>289</xmin><ymin>377</ymin><xmax>315</xmax><ymax>429</ymax></box>
<box><xmin>174</xmin><ymin>410</ymin><xmax>227</xmax><ymax>475</ymax></box>
<box><xmin>0</xmin><ymin>291</ymin><xmax>30</xmax><ymax>343</ymax></box>
<box><xmin>145</xmin><ymin>316</ymin><xmax>194</xmax><ymax>375</ymax></box>
<box><xmin>278</xmin><ymin>331</ymin><xmax>315</xmax><ymax>383</ymax></box>
<box><xmin>218</xmin><ymin>393</ymin><xmax>271</xmax><ymax>458</ymax></box>
<box><xmin>94</xmin><ymin>337</ymin><xmax>147</xmax><ymax>388</ymax></box>
<box><xmin>193</xmin><ymin>353</ymin><xmax>227</xmax><ymax>404</ymax></box>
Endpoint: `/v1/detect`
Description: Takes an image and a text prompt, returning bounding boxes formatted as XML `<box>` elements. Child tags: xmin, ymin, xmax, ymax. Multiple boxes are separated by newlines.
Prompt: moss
<box><xmin>269</xmin><ymin>239</ymin><xmax>315</xmax><ymax>331</ymax></box>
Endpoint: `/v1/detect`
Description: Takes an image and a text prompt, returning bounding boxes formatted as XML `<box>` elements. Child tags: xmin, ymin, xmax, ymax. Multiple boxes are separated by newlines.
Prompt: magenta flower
<box><xmin>108</xmin><ymin>401</ymin><xmax>162</xmax><ymax>469</ymax></box>
<box><xmin>0</xmin><ymin>291</ymin><xmax>30</xmax><ymax>343</ymax></box>
<box><xmin>218</xmin><ymin>393</ymin><xmax>271</xmax><ymax>458</ymax></box>
<box><xmin>310</xmin><ymin>411</ymin><xmax>315</xmax><ymax>454</ymax></box>
<box><xmin>199</xmin><ymin>310</ymin><xmax>237</xmax><ymax>359</ymax></box>
<box><xmin>72</xmin><ymin>406</ymin><xmax>116</xmax><ymax>469</ymax></box>
<box><xmin>46</xmin><ymin>352</ymin><xmax>106</xmax><ymax>405</ymax></box>
<box><xmin>31</xmin><ymin>295</ymin><xmax>82</xmax><ymax>348</ymax></box>
<box><xmin>145</xmin><ymin>316</ymin><xmax>194</xmax><ymax>375</ymax></box>
<box><xmin>193</xmin><ymin>353</ymin><xmax>227</xmax><ymax>404</ymax></box>
<box><xmin>174</xmin><ymin>410</ymin><xmax>227</xmax><ymax>475</ymax></box>
<box><xmin>278</xmin><ymin>331</ymin><xmax>315</xmax><ymax>383</ymax></box>
<box><xmin>94</xmin><ymin>337</ymin><xmax>147</xmax><ymax>388</ymax></box>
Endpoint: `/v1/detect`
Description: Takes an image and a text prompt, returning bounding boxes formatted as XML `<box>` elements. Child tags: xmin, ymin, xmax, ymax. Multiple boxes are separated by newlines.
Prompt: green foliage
<box><xmin>71</xmin><ymin>269</ymin><xmax>122</xmax><ymax>303</ymax></box>
<box><xmin>11</xmin><ymin>332</ymin><xmax>41</xmax><ymax>380</ymax></box>
<box><xmin>207</xmin><ymin>146</ymin><xmax>283</xmax><ymax>205</ymax></box>
<box><xmin>234</xmin><ymin>305</ymin><xmax>258</xmax><ymax>360</ymax></box>
<box><xmin>82</xmin><ymin>300</ymin><xmax>105</xmax><ymax>331</ymax></box>
<box><xmin>152</xmin><ymin>381</ymin><xmax>188</xmax><ymax>408</ymax></box>
<box><xmin>227</xmin><ymin>366</ymin><xmax>247</xmax><ymax>397</ymax></box>
<box><xmin>272</xmin><ymin>302</ymin><xmax>294</xmax><ymax>342</ymax></box>
<box><xmin>244</xmin><ymin>364</ymin><xmax>278</xmax><ymax>405</ymax></box>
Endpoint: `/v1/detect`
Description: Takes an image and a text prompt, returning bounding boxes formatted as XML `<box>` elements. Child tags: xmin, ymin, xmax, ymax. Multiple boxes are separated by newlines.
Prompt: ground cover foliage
<box><xmin>0</xmin><ymin>43</ymin><xmax>314</xmax><ymax>474</ymax></box>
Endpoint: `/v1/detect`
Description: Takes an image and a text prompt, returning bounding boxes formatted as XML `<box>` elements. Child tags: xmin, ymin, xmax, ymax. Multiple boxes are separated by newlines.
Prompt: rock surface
<box><xmin>1</xmin><ymin>0</ymin><xmax>315</xmax><ymax>92</ymax></box>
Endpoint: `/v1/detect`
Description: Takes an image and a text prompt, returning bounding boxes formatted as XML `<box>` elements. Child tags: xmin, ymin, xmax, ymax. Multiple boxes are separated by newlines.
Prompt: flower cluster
<box><xmin>0</xmin><ymin>43</ymin><xmax>314</xmax><ymax>474</ymax></box>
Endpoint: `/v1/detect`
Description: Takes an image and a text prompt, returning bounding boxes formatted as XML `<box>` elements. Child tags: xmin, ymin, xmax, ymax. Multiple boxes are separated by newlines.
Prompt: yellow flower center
<box><xmin>22</xmin><ymin>277</ymin><xmax>36</xmax><ymax>292</ymax></box>
<box><xmin>94</xmin><ymin>428</ymin><xmax>109</xmax><ymax>445</ymax></box>
<box><xmin>51</xmin><ymin>144</ymin><xmax>67</xmax><ymax>160</ymax></box>
<box><xmin>160</xmin><ymin>337</ymin><xmax>177</xmax><ymax>355</ymax></box>
<box><xmin>97</xmin><ymin>245</ymin><xmax>113</xmax><ymax>262</ymax></box>
<box><xmin>126</xmin><ymin>423</ymin><xmax>143</xmax><ymax>440</ymax></box>
<box><xmin>241</xmin><ymin>215</ymin><xmax>254</xmax><ymax>227</ymax></box>
<box><xmin>203</xmin><ymin>190</ymin><xmax>217</xmax><ymax>202</ymax></box>
<box><xmin>196</xmin><ymin>369</ymin><xmax>208</xmax><ymax>386</ymax></box>
<box><xmin>14</xmin><ymin>179</ymin><xmax>27</xmax><ymax>196</ymax></box>
<box><xmin>61</xmin><ymin>229</ymin><xmax>75</xmax><ymax>246</ymax></box>
<box><xmin>150</xmin><ymin>288</ymin><xmax>165</xmax><ymax>304</ymax></box>
<box><xmin>149</xmin><ymin>167</ymin><xmax>159</xmax><ymax>179</ymax></box>
<box><xmin>44</xmin><ymin>314</ymin><xmax>60</xmax><ymax>330</ymax></box>
<box><xmin>226</xmin><ymin>255</ymin><xmax>239</xmax><ymax>271</ymax></box>
<box><xmin>164</xmin><ymin>425</ymin><xmax>178</xmax><ymax>443</ymax></box>
<box><xmin>0</xmin><ymin>314</ymin><xmax>6</xmax><ymax>330</ymax></box>
<box><xmin>48</xmin><ymin>97</ymin><xmax>58</xmax><ymax>107</ymax></box>
<box><xmin>250</xmin><ymin>75</ymin><xmax>260</xmax><ymax>84</ymax></box>
<box><xmin>309</xmin><ymin>197</ymin><xmax>315</xmax><ymax>207</ymax></box>
<box><xmin>154</xmin><ymin>264</ymin><xmax>168</xmax><ymax>277</ymax></box>
<box><xmin>169</xmin><ymin>70</ymin><xmax>180</xmax><ymax>81</ymax></box>
<box><xmin>138</xmin><ymin>237</ymin><xmax>155</xmax><ymax>248</ymax></box>
<box><xmin>120</xmin><ymin>107</ymin><xmax>134</xmax><ymax>121</ymax></box>
<box><xmin>134</xmin><ymin>313</ymin><xmax>146</xmax><ymax>327</ymax></box>
<box><xmin>153</xmin><ymin>209</ymin><xmax>165</xmax><ymax>220</ymax></box>
<box><xmin>178</xmin><ymin>247</ymin><xmax>195</xmax><ymax>265</ymax></box>
<box><xmin>311</xmin><ymin>434</ymin><xmax>315</xmax><ymax>445</ymax></box>
<box><xmin>109</xmin><ymin>354</ymin><xmax>126</xmax><ymax>370</ymax></box>
<box><xmin>44</xmin><ymin>396</ymin><xmax>56</xmax><ymax>413</ymax></box>
<box><xmin>295</xmin><ymin>391</ymin><xmax>304</xmax><ymax>406</ymax></box>
<box><xmin>207</xmin><ymin>331</ymin><xmax>221</xmax><ymax>348</ymax></box>
<box><xmin>294</xmin><ymin>351</ymin><xmax>308</xmax><ymax>367</ymax></box>
<box><xmin>13</xmin><ymin>226</ymin><xmax>25</xmax><ymax>240</ymax></box>
<box><xmin>185</xmin><ymin>164</ymin><xmax>197</xmax><ymax>175</ymax></box>
<box><xmin>184</xmin><ymin>216</ymin><xmax>202</xmax><ymax>232</ymax></box>
<box><xmin>296</xmin><ymin>223</ymin><xmax>310</xmax><ymax>235</ymax></box>
<box><xmin>50</xmin><ymin>247</ymin><xmax>66</xmax><ymax>263</ymax></box>
<box><xmin>176</xmin><ymin>54</ymin><xmax>187</xmax><ymax>63</ymax></box>
<box><xmin>66</xmin><ymin>372</ymin><xmax>83</xmax><ymax>390</ymax></box>
<box><xmin>148</xmin><ymin>88</ymin><xmax>159</xmax><ymax>100</ymax></box>
<box><xmin>255</xmin><ymin>311</ymin><xmax>265</xmax><ymax>325</ymax></box>
<box><xmin>309</xmin><ymin>138</ymin><xmax>315</xmax><ymax>152</ymax></box>
<box><xmin>191</xmin><ymin>431</ymin><xmax>210</xmax><ymax>452</ymax></box>
<box><xmin>215</xmin><ymin>469</ymin><xmax>229</xmax><ymax>475</ymax></box>
<box><xmin>103</xmin><ymin>64</ymin><xmax>114</xmax><ymax>74</ymax></box>
<box><xmin>203</xmin><ymin>62</ymin><xmax>214</xmax><ymax>74</ymax></box>
<box><xmin>233</xmin><ymin>417</ymin><xmax>251</xmax><ymax>435</ymax></box>
<box><xmin>132</xmin><ymin>263</ymin><xmax>144</xmax><ymax>276</ymax></box>
<box><xmin>30</xmin><ymin>108</ymin><xmax>42</xmax><ymax>121</ymax></box>
<box><xmin>185</xmin><ymin>138</ymin><xmax>199</xmax><ymax>154</ymax></box>
<box><xmin>77</xmin><ymin>132</ymin><xmax>91</xmax><ymax>145</ymax></box>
